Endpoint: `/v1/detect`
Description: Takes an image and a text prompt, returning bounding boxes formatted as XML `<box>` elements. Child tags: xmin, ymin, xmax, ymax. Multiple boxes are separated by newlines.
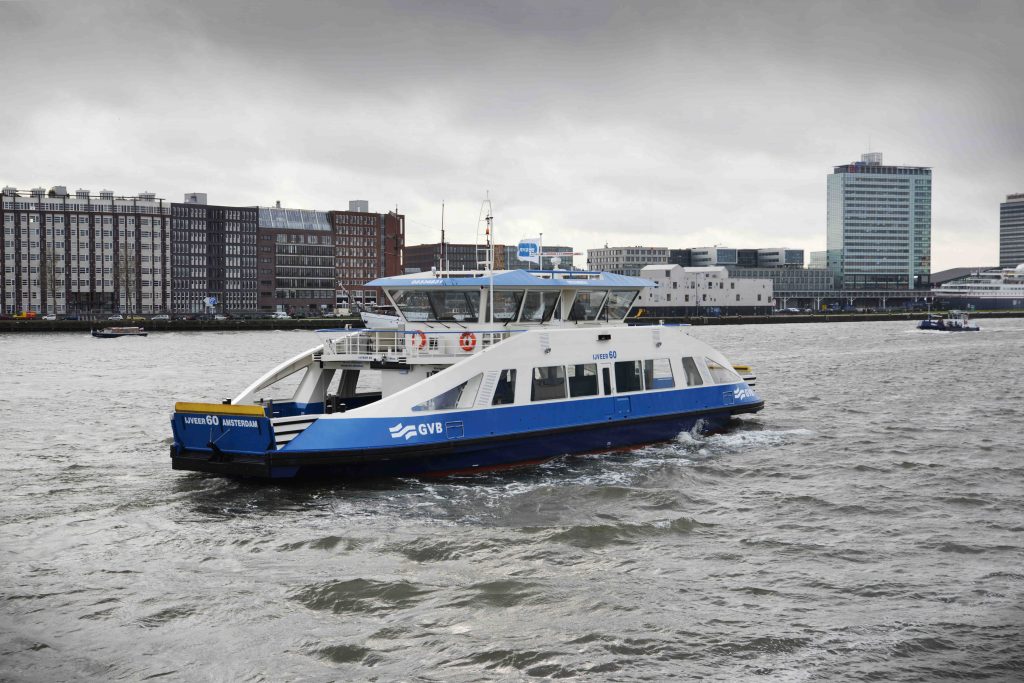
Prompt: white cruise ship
<box><xmin>932</xmin><ymin>264</ymin><xmax>1024</xmax><ymax>310</ymax></box>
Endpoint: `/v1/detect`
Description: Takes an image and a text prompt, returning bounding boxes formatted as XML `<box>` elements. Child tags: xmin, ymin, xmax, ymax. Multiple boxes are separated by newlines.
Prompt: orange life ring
<box><xmin>411</xmin><ymin>331</ymin><xmax>428</xmax><ymax>349</ymax></box>
<box><xmin>459</xmin><ymin>332</ymin><xmax>477</xmax><ymax>352</ymax></box>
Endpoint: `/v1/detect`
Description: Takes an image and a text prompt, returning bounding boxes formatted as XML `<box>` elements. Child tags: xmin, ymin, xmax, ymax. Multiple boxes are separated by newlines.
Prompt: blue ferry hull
<box><xmin>171</xmin><ymin>385</ymin><xmax>763</xmax><ymax>480</ymax></box>
<box><xmin>171</xmin><ymin>404</ymin><xmax>758</xmax><ymax>480</ymax></box>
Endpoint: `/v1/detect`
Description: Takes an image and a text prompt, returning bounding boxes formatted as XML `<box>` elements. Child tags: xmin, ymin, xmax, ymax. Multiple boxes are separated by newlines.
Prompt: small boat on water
<box><xmin>170</xmin><ymin>264</ymin><xmax>763</xmax><ymax>481</ymax></box>
<box><xmin>91</xmin><ymin>326</ymin><xmax>148</xmax><ymax>338</ymax></box>
<box><xmin>917</xmin><ymin>311</ymin><xmax>979</xmax><ymax>332</ymax></box>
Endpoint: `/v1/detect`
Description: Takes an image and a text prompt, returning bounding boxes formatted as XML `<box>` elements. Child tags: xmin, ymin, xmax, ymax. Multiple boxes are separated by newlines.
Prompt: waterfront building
<box><xmin>330</xmin><ymin>202</ymin><xmax>404</xmax><ymax>311</ymax></box>
<box><xmin>404</xmin><ymin>242</ymin><xmax>483</xmax><ymax>273</ymax></box>
<box><xmin>587</xmin><ymin>246</ymin><xmax>670</xmax><ymax>276</ymax></box>
<box><xmin>668</xmin><ymin>248</ymin><xmax>691</xmax><ymax>267</ymax></box>
<box><xmin>690</xmin><ymin>247</ymin><xmax>737</xmax><ymax>267</ymax></box>
<box><xmin>729</xmin><ymin>267</ymin><xmax>835</xmax><ymax>294</ymax></box>
<box><xmin>636</xmin><ymin>264</ymin><xmax>773</xmax><ymax>316</ymax></box>
<box><xmin>170</xmin><ymin>194</ymin><xmax>258</xmax><ymax>314</ymax></box>
<box><xmin>1000</xmin><ymin>193</ymin><xmax>1024</xmax><ymax>268</ymax></box>
<box><xmin>691</xmin><ymin>246</ymin><xmax>804</xmax><ymax>269</ymax></box>
<box><xmin>2</xmin><ymin>185</ymin><xmax>170</xmax><ymax>316</ymax></box>
<box><xmin>757</xmin><ymin>248</ymin><xmax>804</xmax><ymax>268</ymax></box>
<box><xmin>827</xmin><ymin>152</ymin><xmax>932</xmax><ymax>289</ymax></box>
<box><xmin>257</xmin><ymin>205</ymin><xmax>335</xmax><ymax>313</ymax></box>
<box><xmin>809</xmin><ymin>250</ymin><xmax>827</xmax><ymax>269</ymax></box>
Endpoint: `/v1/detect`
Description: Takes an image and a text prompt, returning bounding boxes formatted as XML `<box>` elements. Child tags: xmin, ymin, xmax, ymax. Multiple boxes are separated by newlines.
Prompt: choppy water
<box><xmin>1</xmin><ymin>321</ymin><xmax>1022</xmax><ymax>681</ymax></box>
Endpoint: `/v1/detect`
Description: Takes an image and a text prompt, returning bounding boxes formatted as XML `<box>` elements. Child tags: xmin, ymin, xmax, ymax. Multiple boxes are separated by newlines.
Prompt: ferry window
<box><xmin>520</xmin><ymin>290</ymin><xmax>560</xmax><ymax>322</ymax></box>
<box><xmin>644</xmin><ymin>358</ymin><xmax>675</xmax><ymax>390</ymax></box>
<box><xmin>531</xmin><ymin>365</ymin><xmax>567</xmax><ymax>401</ymax></box>
<box><xmin>568</xmin><ymin>289</ymin><xmax>608</xmax><ymax>321</ymax></box>
<box><xmin>413</xmin><ymin>373</ymin><xmax>483</xmax><ymax>411</ymax></box>
<box><xmin>492</xmin><ymin>369</ymin><xmax>517</xmax><ymax>405</ymax></box>
<box><xmin>391</xmin><ymin>289</ymin><xmax>431</xmax><ymax>322</ymax></box>
<box><xmin>704</xmin><ymin>358</ymin><xmax>742</xmax><ymax>384</ymax></box>
<box><xmin>491</xmin><ymin>290</ymin><xmax>524</xmax><ymax>322</ymax></box>
<box><xmin>681</xmin><ymin>357</ymin><xmax>704</xmax><ymax>386</ymax></box>
<box><xmin>567</xmin><ymin>363</ymin><xmax>599</xmax><ymax>397</ymax></box>
<box><xmin>602</xmin><ymin>367</ymin><xmax>612</xmax><ymax>395</ymax></box>
<box><xmin>428</xmin><ymin>290</ymin><xmax>480</xmax><ymax>322</ymax></box>
<box><xmin>614</xmin><ymin>360</ymin><xmax>644</xmax><ymax>393</ymax></box>
<box><xmin>603</xmin><ymin>290</ymin><xmax>638</xmax><ymax>320</ymax></box>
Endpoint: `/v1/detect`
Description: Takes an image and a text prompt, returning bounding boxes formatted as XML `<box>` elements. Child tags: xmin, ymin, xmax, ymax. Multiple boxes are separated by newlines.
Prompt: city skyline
<box><xmin>2</xmin><ymin>1</ymin><xmax>1022</xmax><ymax>272</ymax></box>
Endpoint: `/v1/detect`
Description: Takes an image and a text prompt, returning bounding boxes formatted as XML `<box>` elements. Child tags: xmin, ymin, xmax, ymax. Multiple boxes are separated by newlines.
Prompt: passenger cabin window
<box><xmin>644</xmin><ymin>358</ymin><xmax>675</xmax><ymax>390</ymax></box>
<box><xmin>391</xmin><ymin>289</ymin><xmax>431</xmax><ymax>322</ymax></box>
<box><xmin>614</xmin><ymin>360</ymin><xmax>644</xmax><ymax>393</ymax></box>
<box><xmin>602</xmin><ymin>367</ymin><xmax>612</xmax><ymax>395</ymax></box>
<box><xmin>531</xmin><ymin>365</ymin><xmax>567</xmax><ymax>401</ymax></box>
<box><xmin>603</xmin><ymin>290</ymin><xmax>638</xmax><ymax>320</ymax></box>
<box><xmin>428</xmin><ymin>290</ymin><xmax>479</xmax><ymax>322</ymax></box>
<box><xmin>413</xmin><ymin>374</ymin><xmax>483</xmax><ymax>411</ymax></box>
<box><xmin>520</xmin><ymin>291</ymin><xmax>560</xmax><ymax>322</ymax></box>
<box><xmin>568</xmin><ymin>290</ymin><xmax>608</xmax><ymax>321</ymax></box>
<box><xmin>567</xmin><ymin>363</ymin><xmax>599</xmax><ymax>397</ymax></box>
<box><xmin>492</xmin><ymin>369</ymin><xmax>517</xmax><ymax>405</ymax></box>
<box><xmin>491</xmin><ymin>290</ymin><xmax>524</xmax><ymax>322</ymax></box>
<box><xmin>681</xmin><ymin>357</ymin><xmax>704</xmax><ymax>386</ymax></box>
<box><xmin>391</xmin><ymin>289</ymin><xmax>480</xmax><ymax>322</ymax></box>
<box><xmin>704</xmin><ymin>358</ymin><xmax>742</xmax><ymax>384</ymax></box>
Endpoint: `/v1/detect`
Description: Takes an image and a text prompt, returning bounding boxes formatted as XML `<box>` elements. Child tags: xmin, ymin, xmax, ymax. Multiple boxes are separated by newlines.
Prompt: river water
<box><xmin>1</xmin><ymin>321</ymin><xmax>1022</xmax><ymax>681</ymax></box>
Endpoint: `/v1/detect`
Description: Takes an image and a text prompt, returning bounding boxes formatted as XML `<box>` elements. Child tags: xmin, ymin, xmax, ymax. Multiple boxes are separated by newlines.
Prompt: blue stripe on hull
<box><xmin>269</xmin><ymin>410</ymin><xmax>733</xmax><ymax>479</ymax></box>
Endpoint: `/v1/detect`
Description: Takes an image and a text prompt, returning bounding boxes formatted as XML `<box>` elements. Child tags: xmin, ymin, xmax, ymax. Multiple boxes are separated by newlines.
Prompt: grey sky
<box><xmin>2</xmin><ymin>0</ymin><xmax>1021</xmax><ymax>269</ymax></box>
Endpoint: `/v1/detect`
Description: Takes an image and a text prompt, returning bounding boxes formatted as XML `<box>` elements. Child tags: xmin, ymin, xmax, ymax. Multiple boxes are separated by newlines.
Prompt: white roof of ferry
<box><xmin>366</xmin><ymin>269</ymin><xmax>655</xmax><ymax>289</ymax></box>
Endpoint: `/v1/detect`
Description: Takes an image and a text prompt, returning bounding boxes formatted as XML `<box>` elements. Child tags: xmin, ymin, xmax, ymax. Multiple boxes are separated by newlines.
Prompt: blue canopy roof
<box><xmin>366</xmin><ymin>270</ymin><xmax>655</xmax><ymax>289</ymax></box>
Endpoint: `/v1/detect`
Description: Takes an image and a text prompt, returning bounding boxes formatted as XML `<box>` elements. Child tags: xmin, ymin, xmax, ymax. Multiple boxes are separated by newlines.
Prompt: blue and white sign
<box><xmin>204</xmin><ymin>296</ymin><xmax>218</xmax><ymax>307</ymax></box>
<box><xmin>518</xmin><ymin>238</ymin><xmax>541</xmax><ymax>264</ymax></box>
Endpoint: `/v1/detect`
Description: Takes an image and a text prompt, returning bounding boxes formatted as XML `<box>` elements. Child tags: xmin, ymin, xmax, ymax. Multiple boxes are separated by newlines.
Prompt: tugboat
<box><xmin>917</xmin><ymin>310</ymin><xmax>980</xmax><ymax>332</ymax></box>
<box><xmin>170</xmin><ymin>233</ymin><xmax>762</xmax><ymax>480</ymax></box>
<box><xmin>91</xmin><ymin>325</ymin><xmax>148</xmax><ymax>338</ymax></box>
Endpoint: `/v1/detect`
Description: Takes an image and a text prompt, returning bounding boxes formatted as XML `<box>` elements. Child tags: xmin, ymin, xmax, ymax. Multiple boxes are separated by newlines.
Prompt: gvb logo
<box><xmin>389</xmin><ymin>423</ymin><xmax>418</xmax><ymax>440</ymax></box>
<box><xmin>388</xmin><ymin>421</ymin><xmax>444</xmax><ymax>440</ymax></box>
<box><xmin>733</xmin><ymin>387</ymin><xmax>757</xmax><ymax>401</ymax></box>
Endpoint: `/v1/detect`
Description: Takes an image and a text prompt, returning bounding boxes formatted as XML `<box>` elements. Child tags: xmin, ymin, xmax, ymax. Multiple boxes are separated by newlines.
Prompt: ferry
<box><xmin>169</xmin><ymin>269</ymin><xmax>763</xmax><ymax>480</ymax></box>
<box><xmin>917</xmin><ymin>310</ymin><xmax>979</xmax><ymax>332</ymax></box>
<box><xmin>91</xmin><ymin>326</ymin><xmax>148</xmax><ymax>338</ymax></box>
<box><xmin>932</xmin><ymin>264</ymin><xmax>1024</xmax><ymax>310</ymax></box>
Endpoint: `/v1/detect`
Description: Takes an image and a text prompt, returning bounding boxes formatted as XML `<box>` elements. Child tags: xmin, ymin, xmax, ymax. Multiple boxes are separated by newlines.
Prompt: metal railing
<box><xmin>319</xmin><ymin>328</ymin><xmax>525</xmax><ymax>360</ymax></box>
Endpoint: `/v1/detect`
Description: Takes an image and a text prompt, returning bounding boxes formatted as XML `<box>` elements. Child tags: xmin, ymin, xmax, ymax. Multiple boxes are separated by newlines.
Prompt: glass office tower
<box><xmin>1000</xmin><ymin>193</ymin><xmax>1024</xmax><ymax>268</ymax></box>
<box><xmin>827</xmin><ymin>152</ymin><xmax>932</xmax><ymax>289</ymax></box>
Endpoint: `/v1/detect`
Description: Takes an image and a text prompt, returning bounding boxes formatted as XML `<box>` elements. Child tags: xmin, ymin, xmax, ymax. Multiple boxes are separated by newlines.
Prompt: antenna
<box><xmin>440</xmin><ymin>201</ymin><xmax>446</xmax><ymax>275</ymax></box>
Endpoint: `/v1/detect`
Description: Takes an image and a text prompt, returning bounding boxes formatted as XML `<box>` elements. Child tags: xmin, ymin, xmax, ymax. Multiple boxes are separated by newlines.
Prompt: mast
<box><xmin>487</xmin><ymin>201</ymin><xmax>494</xmax><ymax>324</ymax></box>
<box><xmin>440</xmin><ymin>201</ymin><xmax>447</xmax><ymax>275</ymax></box>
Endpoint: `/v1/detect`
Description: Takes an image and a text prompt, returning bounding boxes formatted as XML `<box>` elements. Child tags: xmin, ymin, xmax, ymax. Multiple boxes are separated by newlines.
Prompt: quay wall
<box><xmin>2</xmin><ymin>310</ymin><xmax>1023</xmax><ymax>333</ymax></box>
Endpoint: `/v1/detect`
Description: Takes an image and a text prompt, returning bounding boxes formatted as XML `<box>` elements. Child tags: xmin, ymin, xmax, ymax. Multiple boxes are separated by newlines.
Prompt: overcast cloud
<box><xmin>2</xmin><ymin>0</ymin><xmax>1022</xmax><ymax>269</ymax></box>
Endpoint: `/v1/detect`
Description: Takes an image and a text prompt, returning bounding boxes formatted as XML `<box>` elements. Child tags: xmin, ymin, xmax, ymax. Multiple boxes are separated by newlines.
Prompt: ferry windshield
<box><xmin>491</xmin><ymin>290</ymin><xmax>524</xmax><ymax>322</ymax></box>
<box><xmin>569</xmin><ymin>290</ymin><xmax>608</xmax><ymax>321</ymax></box>
<box><xmin>520</xmin><ymin>291</ymin><xmax>560</xmax><ymax>322</ymax></box>
<box><xmin>604</xmin><ymin>290</ymin><xmax>639</xmax><ymax>320</ymax></box>
<box><xmin>391</xmin><ymin>289</ymin><xmax>480</xmax><ymax>323</ymax></box>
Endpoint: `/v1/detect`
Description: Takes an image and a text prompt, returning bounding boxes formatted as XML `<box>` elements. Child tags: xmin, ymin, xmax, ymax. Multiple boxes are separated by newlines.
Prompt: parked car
<box><xmin>42</xmin><ymin>313</ymin><xmax>58</xmax><ymax>321</ymax></box>
<box><xmin>214</xmin><ymin>314</ymin><xmax>228</xmax><ymax>320</ymax></box>
<box><xmin>108</xmin><ymin>314</ymin><xmax>124</xmax><ymax>321</ymax></box>
<box><xmin>151</xmin><ymin>314</ymin><xmax>170</xmax><ymax>321</ymax></box>
<box><xmin>271</xmin><ymin>312</ymin><xmax>291</xmax><ymax>320</ymax></box>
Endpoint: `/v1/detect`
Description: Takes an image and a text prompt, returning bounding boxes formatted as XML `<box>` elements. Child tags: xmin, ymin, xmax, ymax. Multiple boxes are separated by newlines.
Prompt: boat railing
<box><xmin>316</xmin><ymin>328</ymin><xmax>526</xmax><ymax>360</ymax></box>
